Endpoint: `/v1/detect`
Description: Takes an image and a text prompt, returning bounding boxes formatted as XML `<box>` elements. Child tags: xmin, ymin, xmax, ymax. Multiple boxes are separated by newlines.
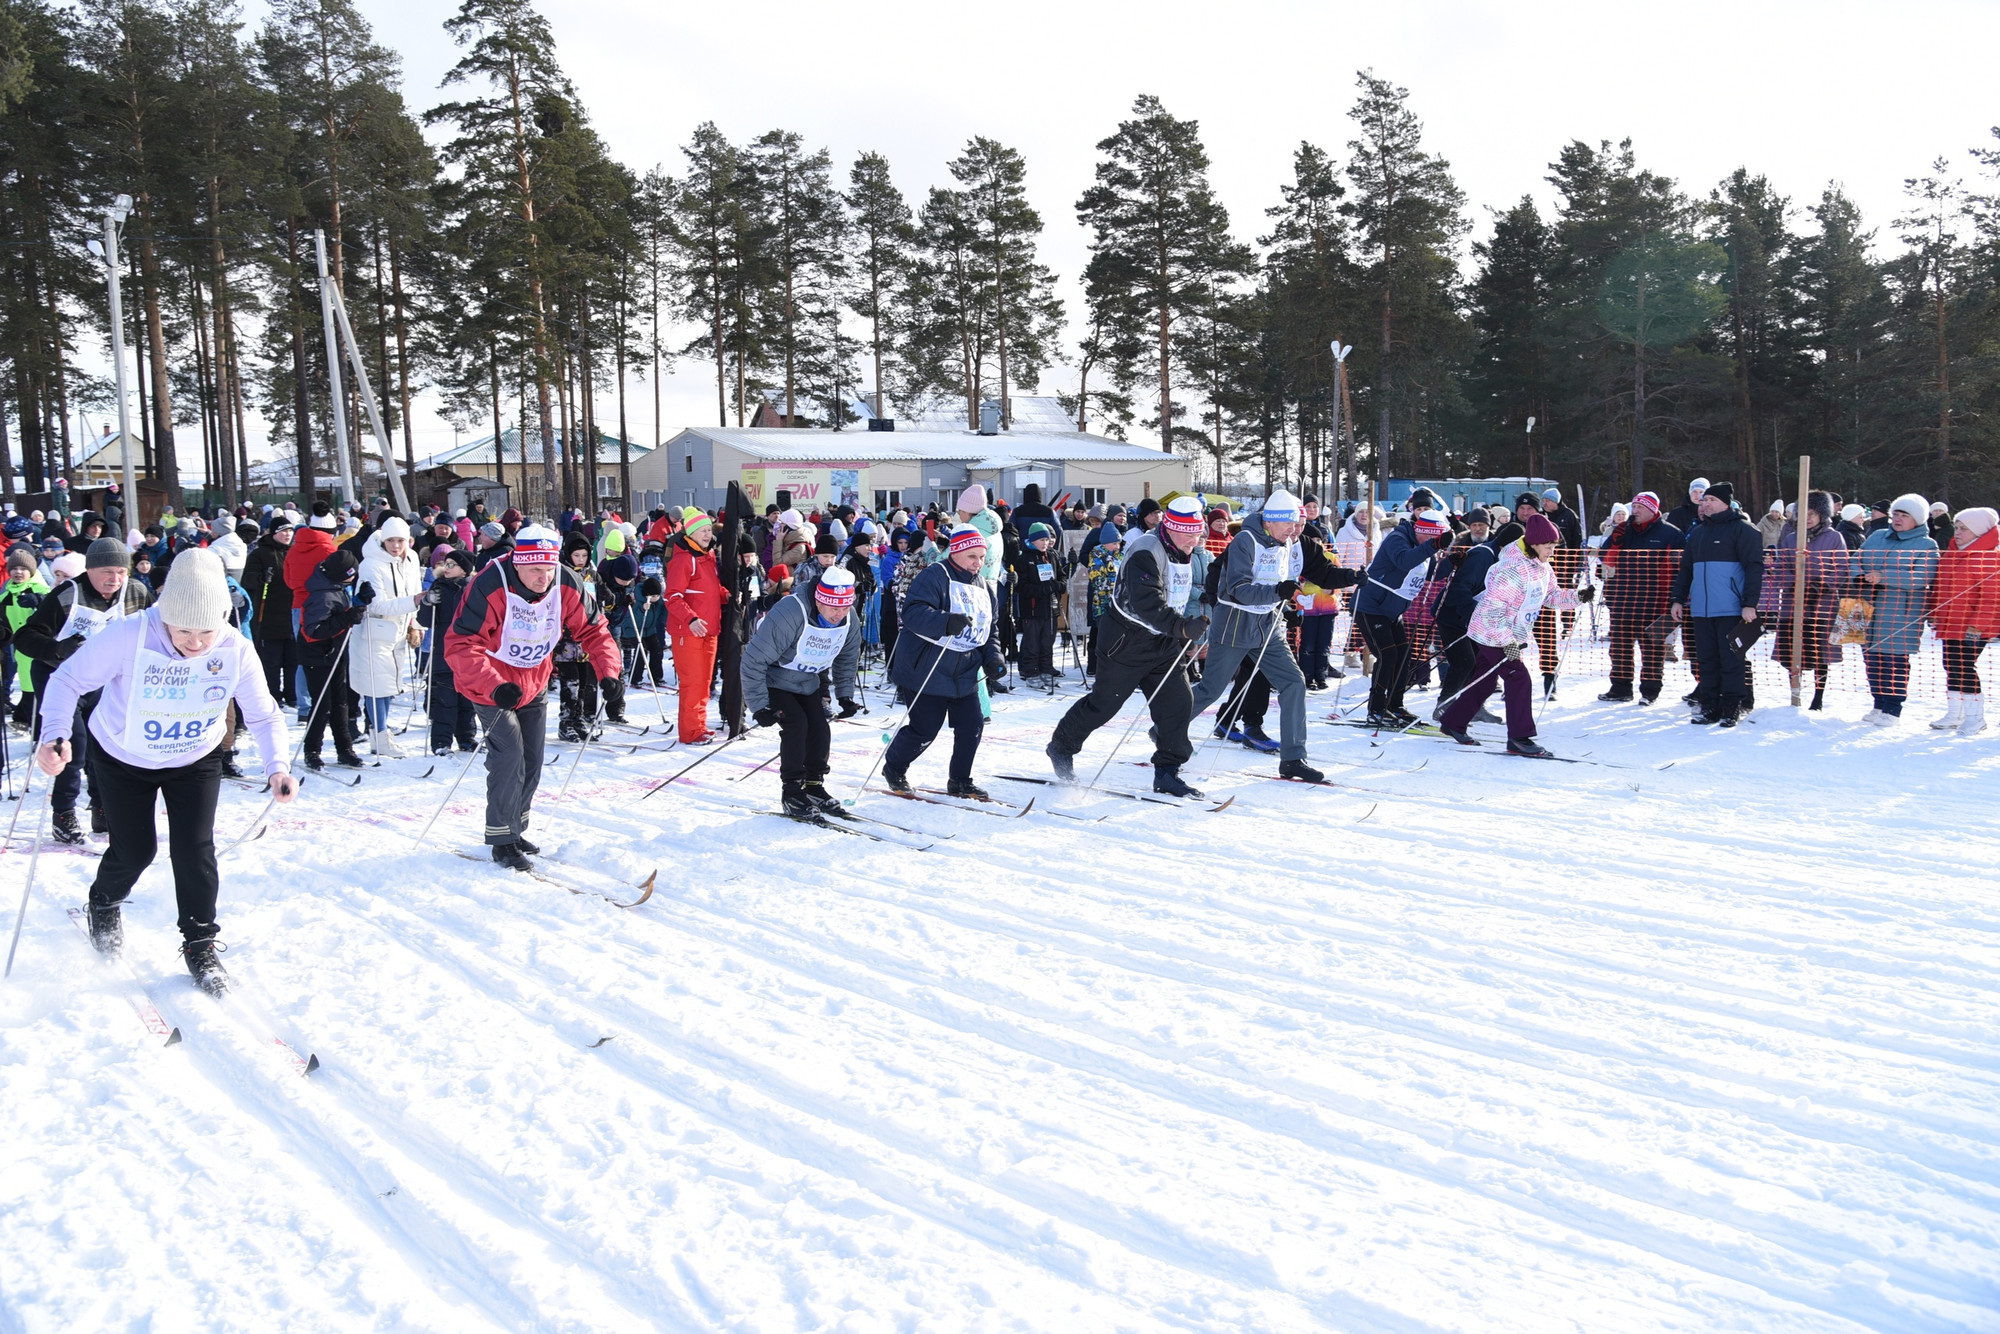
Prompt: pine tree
<box><xmin>1261</xmin><ymin>141</ymin><xmax>1361</xmax><ymax>494</ymax></box>
<box><xmin>1895</xmin><ymin>161</ymin><xmax>1964</xmax><ymax>501</ymax></box>
<box><xmin>1794</xmin><ymin>186</ymin><xmax>1897</xmax><ymax>493</ymax></box>
<box><xmin>948</xmin><ymin>136</ymin><xmax>1062</xmax><ymax>428</ymax></box>
<box><xmin>1077</xmin><ymin>94</ymin><xmax>1253</xmax><ymax>452</ymax></box>
<box><xmin>1342</xmin><ymin>71</ymin><xmax>1467</xmax><ymax>481</ymax></box>
<box><xmin>1708</xmin><ymin>169</ymin><xmax>1808</xmax><ymax>506</ymax></box>
<box><xmin>748</xmin><ymin>129</ymin><xmax>839</xmax><ymax>426</ymax></box>
<box><xmin>1468</xmin><ymin>197</ymin><xmax>1552</xmax><ymax>474</ymax></box>
<box><xmin>673</xmin><ymin>122</ymin><xmax>769</xmax><ymax>428</ymax></box>
<box><xmin>845</xmin><ymin>150</ymin><xmax>912</xmax><ymax>419</ymax></box>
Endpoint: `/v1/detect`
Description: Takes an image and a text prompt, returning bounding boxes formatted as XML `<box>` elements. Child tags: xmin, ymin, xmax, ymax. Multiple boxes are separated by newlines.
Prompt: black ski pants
<box><xmin>1359</xmin><ymin>612</ymin><xmax>1413</xmax><ymax>714</ymax></box>
<box><xmin>476</xmin><ymin>696</ymin><xmax>547</xmax><ymax>845</ymax></box>
<box><xmin>883</xmin><ymin>690</ymin><xmax>983</xmax><ymax>784</ymax></box>
<box><xmin>1051</xmin><ymin>618</ymin><xmax>1194</xmax><ymax>769</ymax></box>
<box><xmin>429</xmin><ymin>670</ymin><xmax>478</xmax><ymax>753</ymax></box>
<box><xmin>771</xmin><ymin>685</ymin><xmax>831</xmax><ymax>786</ymax></box>
<box><xmin>89</xmin><ymin>745</ymin><xmax>224</xmax><ymax>944</ymax></box>
<box><xmin>302</xmin><ymin>651</ymin><xmax>356</xmax><ymax>760</ymax></box>
<box><xmin>1017</xmin><ymin>610</ymin><xmax>1055</xmax><ymax>679</ymax></box>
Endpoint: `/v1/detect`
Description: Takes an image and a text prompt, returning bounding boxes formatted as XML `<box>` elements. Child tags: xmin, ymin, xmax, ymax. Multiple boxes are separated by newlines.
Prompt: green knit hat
<box><xmin>680</xmin><ymin>507</ymin><xmax>713</xmax><ymax>538</ymax></box>
<box><xmin>602</xmin><ymin>528</ymin><xmax>627</xmax><ymax>553</ymax></box>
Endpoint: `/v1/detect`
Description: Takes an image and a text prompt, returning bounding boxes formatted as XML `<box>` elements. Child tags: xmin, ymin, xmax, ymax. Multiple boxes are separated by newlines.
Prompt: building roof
<box><xmin>412</xmin><ymin>427</ymin><xmax>650</xmax><ymax>472</ymax></box>
<box><xmin>670</xmin><ymin>425</ymin><xmax>1176</xmax><ymax>466</ymax></box>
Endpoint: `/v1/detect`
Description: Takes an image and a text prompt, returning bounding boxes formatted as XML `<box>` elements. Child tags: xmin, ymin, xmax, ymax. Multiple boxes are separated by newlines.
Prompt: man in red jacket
<box><xmin>445</xmin><ymin>523</ymin><xmax>620</xmax><ymax>870</ymax></box>
<box><xmin>664</xmin><ymin>507</ymin><xmax>726</xmax><ymax>744</ymax></box>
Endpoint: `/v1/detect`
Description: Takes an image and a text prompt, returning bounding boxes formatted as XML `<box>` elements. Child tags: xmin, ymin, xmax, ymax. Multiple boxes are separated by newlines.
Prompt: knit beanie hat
<box><xmin>1957</xmin><ymin>507</ymin><xmax>1999</xmax><ymax>538</ymax></box>
<box><xmin>604</xmin><ymin>553</ymin><xmax>638</xmax><ymax>582</ymax></box>
<box><xmin>1631</xmin><ymin>491</ymin><xmax>1661</xmax><ymax>515</ymax></box>
<box><xmin>1515</xmin><ymin>492</ymin><xmax>1541</xmax><ymax>510</ymax></box>
<box><xmin>439</xmin><ymin>549</ymin><xmax>477</xmax><ymax>577</ymax></box>
<box><xmin>1026</xmin><ymin>522</ymin><xmax>1054</xmax><ymax>542</ymax></box>
<box><xmin>958</xmin><ymin>484</ymin><xmax>987</xmax><ymax>514</ymax></box>
<box><xmin>1094</xmin><ymin>521</ymin><xmax>1122</xmax><ymax>546</ymax></box>
<box><xmin>815</xmin><ymin>532</ymin><xmax>840</xmax><ymax>556</ymax></box>
<box><xmin>1160</xmin><ymin>496</ymin><xmax>1204</xmax><ymax>535</ymax></box>
<box><xmin>308</xmin><ymin>501</ymin><xmax>337</xmax><ymax>530</ymax></box>
<box><xmin>1889</xmin><ymin>493</ymin><xmax>1930</xmax><ymax>525</ymax></box>
<box><xmin>1520</xmin><ymin>513</ymin><xmax>1560</xmax><ymax>547</ymax></box>
<box><xmin>814</xmin><ymin>565</ymin><xmax>857</xmax><ymax>608</ymax></box>
<box><xmin>604</xmin><ymin>527</ymin><xmax>629</xmax><ymax>553</ymax></box>
<box><xmin>948</xmin><ymin>523</ymin><xmax>988</xmax><ymax>555</ymax></box>
<box><xmin>1707</xmin><ymin>481</ymin><xmax>1736</xmax><ymax>507</ymax></box>
<box><xmin>479</xmin><ymin>521</ymin><xmax>505</xmax><ymax>542</ymax></box>
<box><xmin>1840</xmin><ymin>503</ymin><xmax>1866</xmax><ymax>523</ymax></box>
<box><xmin>1689</xmin><ymin>477</ymin><xmax>1711</xmax><ymax>495</ymax></box>
<box><xmin>1411</xmin><ymin>509</ymin><xmax>1450</xmax><ymax>538</ymax></box>
<box><xmin>377</xmin><ymin>516</ymin><xmax>411</xmax><ymax>542</ymax></box>
<box><xmin>51</xmin><ymin>552</ymin><xmax>85</xmax><ymax>581</ymax></box>
<box><xmin>679</xmin><ymin>507</ymin><xmax>711</xmax><ymax>539</ymax></box>
<box><xmin>86</xmin><ymin>537</ymin><xmax>130</xmax><ymax>570</ymax></box>
<box><xmin>512</xmin><ymin>524</ymin><xmax>559</xmax><ymax>566</ymax></box>
<box><xmin>154</xmin><ymin>548</ymin><xmax>232</xmax><ymax>630</ymax></box>
<box><xmin>1261</xmin><ymin>490</ymin><xmax>1302</xmax><ymax>523</ymax></box>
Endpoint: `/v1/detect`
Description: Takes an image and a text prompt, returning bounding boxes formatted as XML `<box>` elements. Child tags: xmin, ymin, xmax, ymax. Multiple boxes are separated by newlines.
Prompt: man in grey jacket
<box><xmin>740</xmin><ymin>564</ymin><xmax>864</xmax><ymax>817</ymax></box>
<box><xmin>1187</xmin><ymin>490</ymin><xmax>1354</xmax><ymax>783</ymax></box>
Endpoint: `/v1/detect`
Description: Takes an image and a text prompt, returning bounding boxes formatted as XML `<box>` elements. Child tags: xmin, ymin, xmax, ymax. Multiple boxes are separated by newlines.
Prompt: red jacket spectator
<box><xmin>444</xmin><ymin>558</ymin><xmax>619</xmax><ymax>707</ymax></box>
<box><xmin>1934</xmin><ymin>517</ymin><xmax>2000</xmax><ymax>640</ymax></box>
<box><xmin>663</xmin><ymin>533</ymin><xmax>726</xmax><ymax>638</ymax></box>
<box><xmin>284</xmin><ymin>520</ymin><xmax>339</xmax><ymax>604</ymax></box>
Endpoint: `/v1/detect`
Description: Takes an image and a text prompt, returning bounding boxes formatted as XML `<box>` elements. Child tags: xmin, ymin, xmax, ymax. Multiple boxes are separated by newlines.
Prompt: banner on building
<box><xmin>740</xmin><ymin>465</ymin><xmax>867</xmax><ymax>511</ymax></box>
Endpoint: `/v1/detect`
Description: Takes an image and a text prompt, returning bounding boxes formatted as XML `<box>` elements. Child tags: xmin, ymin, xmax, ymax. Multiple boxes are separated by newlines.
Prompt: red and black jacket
<box><xmin>443</xmin><ymin>558</ymin><xmax>620</xmax><ymax>707</ymax></box>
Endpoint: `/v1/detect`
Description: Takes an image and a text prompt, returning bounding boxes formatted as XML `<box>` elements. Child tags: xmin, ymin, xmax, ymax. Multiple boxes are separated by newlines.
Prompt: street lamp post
<box><xmin>1330</xmin><ymin>341</ymin><xmax>1353</xmax><ymax>501</ymax></box>
<box><xmin>92</xmin><ymin>195</ymin><xmax>136</xmax><ymax>525</ymax></box>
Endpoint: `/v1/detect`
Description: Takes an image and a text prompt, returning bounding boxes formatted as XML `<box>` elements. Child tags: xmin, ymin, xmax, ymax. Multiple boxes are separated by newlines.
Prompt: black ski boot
<box><xmin>90</xmin><ymin>805</ymin><xmax>107</xmax><ymax>834</ymax></box>
<box><xmin>1507</xmin><ymin>736</ymin><xmax>1555</xmax><ymax>758</ymax></box>
<box><xmin>1044</xmin><ymin>742</ymin><xmax>1075</xmax><ymax>782</ymax></box>
<box><xmin>1152</xmin><ymin>766</ymin><xmax>1203</xmax><ymax>799</ymax></box>
<box><xmin>1809</xmin><ymin>686</ymin><xmax>1825</xmax><ymax>712</ymax></box>
<box><xmin>514</xmin><ymin>836</ymin><xmax>541</xmax><ymax>855</ymax></box>
<box><xmin>1597</xmin><ymin>686</ymin><xmax>1633</xmax><ymax>703</ymax></box>
<box><xmin>220</xmin><ymin>751</ymin><xmax>246</xmax><ymax>779</ymax></box>
<box><xmin>803</xmin><ymin>781</ymin><xmax>842</xmax><ymax>814</ymax></box>
<box><xmin>334</xmin><ymin>748</ymin><xmax>366</xmax><ymax>769</ymax></box>
<box><xmin>1440</xmin><ymin>726</ymin><xmax>1481</xmax><ymax>746</ymax></box>
<box><xmin>182</xmin><ymin>935</ymin><xmax>229</xmax><ymax>996</ymax></box>
<box><xmin>86</xmin><ymin>903</ymin><xmax>123</xmax><ymax>956</ymax></box>
<box><xmin>1278</xmin><ymin>758</ymin><xmax>1326</xmax><ymax>783</ymax></box>
<box><xmin>51</xmin><ymin>809</ymin><xmax>85</xmax><ymax>845</ymax></box>
<box><xmin>781</xmin><ymin>782</ymin><xmax>819</xmax><ymax>819</ymax></box>
<box><xmin>946</xmin><ymin>778</ymin><xmax>991</xmax><ymax>801</ymax></box>
<box><xmin>882</xmin><ymin>766</ymin><xmax>913</xmax><ymax>795</ymax></box>
<box><xmin>302</xmin><ymin>752</ymin><xmax>326</xmax><ymax>772</ymax></box>
<box><xmin>491</xmin><ymin>842</ymin><xmax>533</xmax><ymax>872</ymax></box>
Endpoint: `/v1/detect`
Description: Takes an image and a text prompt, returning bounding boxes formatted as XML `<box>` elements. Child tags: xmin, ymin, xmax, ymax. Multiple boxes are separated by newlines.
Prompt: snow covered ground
<box><xmin>4</xmin><ymin>666</ymin><xmax>2000</xmax><ymax>1332</ymax></box>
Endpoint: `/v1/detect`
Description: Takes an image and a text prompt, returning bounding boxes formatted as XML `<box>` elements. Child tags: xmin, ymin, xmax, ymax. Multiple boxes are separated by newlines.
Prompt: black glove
<box><xmin>491</xmin><ymin>681</ymin><xmax>523</xmax><ymax>710</ymax></box>
<box><xmin>1275</xmin><ymin>579</ymin><xmax>1299</xmax><ymax>600</ymax></box>
<box><xmin>598</xmin><ymin>675</ymin><xmax>621</xmax><ymax>692</ymax></box>
<box><xmin>354</xmin><ymin>580</ymin><xmax>376</xmax><ymax>607</ymax></box>
<box><xmin>943</xmin><ymin>612</ymin><xmax>971</xmax><ymax>636</ymax></box>
<box><xmin>614</xmin><ymin>592</ymin><xmax>634</xmax><ymax>612</ymax></box>
<box><xmin>1177</xmin><ymin>614</ymin><xmax>1210</xmax><ymax>642</ymax></box>
<box><xmin>837</xmin><ymin>697</ymin><xmax>862</xmax><ymax>718</ymax></box>
<box><xmin>753</xmin><ymin>706</ymin><xmax>779</xmax><ymax>728</ymax></box>
<box><xmin>1576</xmin><ymin>584</ymin><xmax>1596</xmax><ymax>603</ymax></box>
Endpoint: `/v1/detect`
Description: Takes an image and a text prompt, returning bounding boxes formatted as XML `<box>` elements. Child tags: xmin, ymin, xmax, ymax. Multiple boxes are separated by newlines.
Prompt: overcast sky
<box><xmin>221</xmin><ymin>0</ymin><xmax>2000</xmax><ymax>465</ymax></box>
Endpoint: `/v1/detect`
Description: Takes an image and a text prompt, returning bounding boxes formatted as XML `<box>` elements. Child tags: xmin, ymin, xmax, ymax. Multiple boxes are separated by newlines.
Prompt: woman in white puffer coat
<box><xmin>352</xmin><ymin>515</ymin><xmax>423</xmax><ymax>756</ymax></box>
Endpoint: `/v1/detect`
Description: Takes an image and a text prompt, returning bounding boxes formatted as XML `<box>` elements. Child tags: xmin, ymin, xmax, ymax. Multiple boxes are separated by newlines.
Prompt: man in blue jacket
<box><xmin>1668</xmin><ymin>481</ymin><xmax>1763</xmax><ymax>726</ymax></box>
<box><xmin>1355</xmin><ymin>506</ymin><xmax>1453</xmax><ymax>727</ymax></box>
<box><xmin>881</xmin><ymin>524</ymin><xmax>1005</xmax><ymax>797</ymax></box>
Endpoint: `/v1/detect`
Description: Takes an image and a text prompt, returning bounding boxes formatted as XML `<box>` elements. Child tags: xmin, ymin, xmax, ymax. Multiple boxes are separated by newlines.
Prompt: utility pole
<box><xmin>315</xmin><ymin>229</ymin><xmax>358</xmax><ymax>505</ymax></box>
<box><xmin>1329</xmin><ymin>341</ymin><xmax>1352</xmax><ymax>503</ymax></box>
<box><xmin>92</xmin><ymin>196</ymin><xmax>137</xmax><ymax>521</ymax></box>
<box><xmin>1525</xmin><ymin>415</ymin><xmax>1537</xmax><ymax>481</ymax></box>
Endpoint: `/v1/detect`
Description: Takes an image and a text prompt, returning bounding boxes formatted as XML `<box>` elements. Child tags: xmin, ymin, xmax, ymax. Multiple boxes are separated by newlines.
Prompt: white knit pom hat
<box><xmin>154</xmin><ymin>548</ymin><xmax>233</xmax><ymax>631</ymax></box>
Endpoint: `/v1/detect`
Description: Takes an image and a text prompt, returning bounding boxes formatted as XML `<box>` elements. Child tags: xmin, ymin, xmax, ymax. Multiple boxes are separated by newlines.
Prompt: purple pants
<box><xmin>1440</xmin><ymin>643</ymin><xmax>1538</xmax><ymax>739</ymax></box>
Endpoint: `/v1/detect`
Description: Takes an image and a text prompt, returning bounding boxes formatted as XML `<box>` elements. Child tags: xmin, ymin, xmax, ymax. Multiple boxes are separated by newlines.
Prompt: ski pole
<box><xmin>1</xmin><ymin>696</ymin><xmax>43</xmax><ymax>853</ymax></box>
<box><xmin>639</xmin><ymin>726</ymin><xmax>758</xmax><ymax>799</ymax></box>
<box><xmin>411</xmin><ymin>746</ymin><xmax>482</xmax><ymax>850</ymax></box>
<box><xmin>731</xmin><ymin>747</ymin><xmax>782</xmax><ymax>782</ymax></box>
<box><xmin>1086</xmin><ymin>630</ymin><xmax>1202</xmax><ymax>787</ymax></box>
<box><xmin>222</xmin><ymin>776</ymin><xmax>286</xmax><ymax>858</ymax></box>
<box><xmin>3</xmin><ymin>794</ymin><xmax>51</xmax><ymax>979</ymax></box>
<box><xmin>557</xmin><ymin>677</ymin><xmax>604</xmax><ymax>798</ymax></box>
<box><xmin>285</xmin><ymin>624</ymin><xmax>357</xmax><ymax>772</ymax></box>
<box><xmin>1193</xmin><ymin>607</ymin><xmax>1283</xmax><ymax>772</ymax></box>
<box><xmin>843</xmin><ymin>631</ymin><xmax>950</xmax><ymax>808</ymax></box>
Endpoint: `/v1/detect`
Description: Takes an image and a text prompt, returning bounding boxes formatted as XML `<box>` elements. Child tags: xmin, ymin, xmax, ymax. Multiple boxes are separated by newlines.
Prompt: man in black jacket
<box><xmin>240</xmin><ymin>516</ymin><xmax>298</xmax><ymax>707</ymax></box>
<box><xmin>1597</xmin><ymin>492</ymin><xmax>1684</xmax><ymax>703</ymax></box>
<box><xmin>1669</xmin><ymin>481</ymin><xmax>1763</xmax><ymax>726</ymax></box>
<box><xmin>1664</xmin><ymin>477</ymin><xmax>1708</xmax><ymax>536</ymax></box>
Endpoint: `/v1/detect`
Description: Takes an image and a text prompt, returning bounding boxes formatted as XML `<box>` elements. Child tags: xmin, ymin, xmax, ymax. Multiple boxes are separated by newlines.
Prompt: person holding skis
<box><xmin>34</xmin><ymin>548</ymin><xmax>297</xmax><ymax>993</ymax></box>
<box><xmin>741</xmin><ymin>564</ymin><xmax>863</xmax><ymax>818</ymax></box>
<box><xmin>1438</xmin><ymin>514</ymin><xmax>1587</xmax><ymax>757</ymax></box>
<box><xmin>17</xmin><ymin>536</ymin><xmax>152</xmax><ymax>843</ymax></box>
<box><xmin>1045</xmin><ymin>495</ymin><xmax>1211</xmax><ymax>796</ymax></box>
<box><xmin>1188</xmin><ymin>489</ymin><xmax>1358</xmax><ymax>783</ymax></box>
<box><xmin>881</xmin><ymin>523</ymin><xmax>1004</xmax><ymax>798</ymax></box>
<box><xmin>444</xmin><ymin>524</ymin><xmax>620</xmax><ymax>871</ymax></box>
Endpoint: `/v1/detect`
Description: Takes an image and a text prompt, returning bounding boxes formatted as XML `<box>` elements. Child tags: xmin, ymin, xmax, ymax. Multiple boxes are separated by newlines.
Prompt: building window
<box><xmin>937</xmin><ymin>488</ymin><xmax>959</xmax><ymax>514</ymax></box>
<box><xmin>1079</xmin><ymin>487</ymin><xmax>1107</xmax><ymax>507</ymax></box>
<box><xmin>596</xmin><ymin>474</ymin><xmax>616</xmax><ymax>498</ymax></box>
<box><xmin>684</xmin><ymin>453</ymin><xmax>693</xmax><ymax>473</ymax></box>
<box><xmin>874</xmin><ymin>489</ymin><xmax>901</xmax><ymax>511</ymax></box>
<box><xmin>684</xmin><ymin>490</ymin><xmax>696</xmax><ymax>507</ymax></box>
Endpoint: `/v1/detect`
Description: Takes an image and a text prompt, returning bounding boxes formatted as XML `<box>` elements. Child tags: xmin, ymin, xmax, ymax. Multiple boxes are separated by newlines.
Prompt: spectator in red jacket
<box><xmin>664</xmin><ymin>507</ymin><xmax>727</xmax><ymax>744</ymax></box>
<box><xmin>444</xmin><ymin>524</ymin><xmax>620</xmax><ymax>871</ymax></box>
<box><xmin>1932</xmin><ymin>507</ymin><xmax>2000</xmax><ymax>735</ymax></box>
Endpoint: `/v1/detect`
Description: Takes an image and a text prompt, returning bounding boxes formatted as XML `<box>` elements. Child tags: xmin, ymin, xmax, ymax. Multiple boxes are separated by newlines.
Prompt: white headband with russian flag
<box><xmin>512</xmin><ymin>523</ymin><xmax>559</xmax><ymax>566</ymax></box>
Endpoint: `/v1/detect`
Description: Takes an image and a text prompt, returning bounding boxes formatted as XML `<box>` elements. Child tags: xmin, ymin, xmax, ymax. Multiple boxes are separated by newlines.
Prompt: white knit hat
<box><xmin>1889</xmin><ymin>493</ymin><xmax>1930</xmax><ymax>525</ymax></box>
<box><xmin>154</xmin><ymin>548</ymin><xmax>233</xmax><ymax>631</ymax></box>
<box><xmin>377</xmin><ymin>516</ymin><xmax>411</xmax><ymax>542</ymax></box>
<box><xmin>1262</xmin><ymin>490</ymin><xmax>1303</xmax><ymax>523</ymax></box>
<box><xmin>1957</xmin><ymin>507</ymin><xmax>1998</xmax><ymax>539</ymax></box>
<box><xmin>1840</xmin><ymin>503</ymin><xmax>1866</xmax><ymax>523</ymax></box>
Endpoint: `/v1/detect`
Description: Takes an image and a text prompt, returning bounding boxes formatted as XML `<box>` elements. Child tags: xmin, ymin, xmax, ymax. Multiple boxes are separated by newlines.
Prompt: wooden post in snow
<box><xmin>1788</xmin><ymin>455</ymin><xmax>1812</xmax><ymax>707</ymax></box>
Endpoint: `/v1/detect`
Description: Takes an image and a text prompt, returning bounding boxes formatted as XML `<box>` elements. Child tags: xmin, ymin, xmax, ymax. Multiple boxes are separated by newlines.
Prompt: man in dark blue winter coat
<box><xmin>1668</xmin><ymin>481</ymin><xmax>1763</xmax><ymax>726</ymax></box>
<box><xmin>881</xmin><ymin>524</ymin><xmax>1005</xmax><ymax>797</ymax></box>
<box><xmin>1355</xmin><ymin>506</ymin><xmax>1453</xmax><ymax>726</ymax></box>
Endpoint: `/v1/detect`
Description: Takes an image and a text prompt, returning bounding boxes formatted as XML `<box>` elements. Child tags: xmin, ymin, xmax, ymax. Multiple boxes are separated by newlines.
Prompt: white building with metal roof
<box><xmin>631</xmin><ymin>397</ymin><xmax>1189</xmax><ymax>514</ymax></box>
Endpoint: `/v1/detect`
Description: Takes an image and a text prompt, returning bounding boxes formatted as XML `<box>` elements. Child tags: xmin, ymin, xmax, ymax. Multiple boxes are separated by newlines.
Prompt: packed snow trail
<box><xmin>4</xmin><ymin>680</ymin><xmax>2000</xmax><ymax>1331</ymax></box>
